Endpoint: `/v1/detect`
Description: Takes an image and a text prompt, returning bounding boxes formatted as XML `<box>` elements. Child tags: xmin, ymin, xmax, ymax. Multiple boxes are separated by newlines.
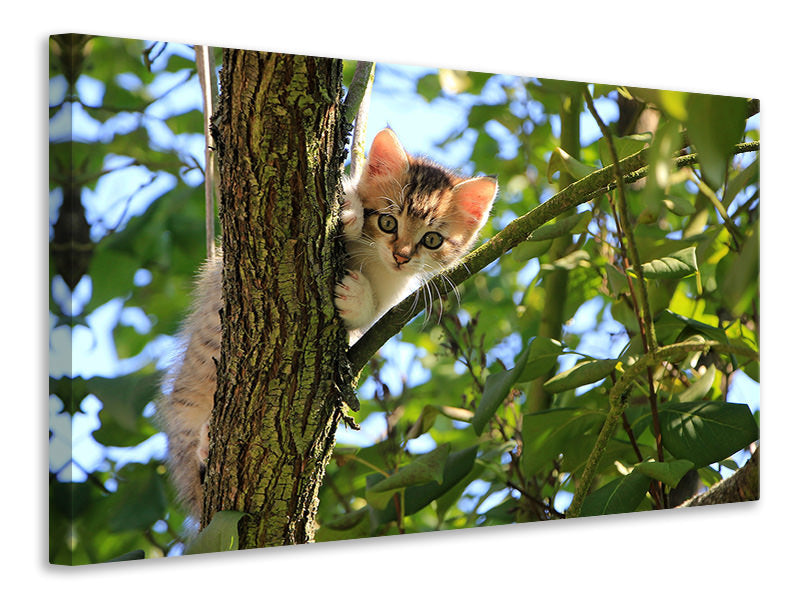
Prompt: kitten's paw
<box><xmin>335</xmin><ymin>270</ymin><xmax>375</xmax><ymax>331</ymax></box>
<box><xmin>340</xmin><ymin>196</ymin><xmax>364</xmax><ymax>240</ymax></box>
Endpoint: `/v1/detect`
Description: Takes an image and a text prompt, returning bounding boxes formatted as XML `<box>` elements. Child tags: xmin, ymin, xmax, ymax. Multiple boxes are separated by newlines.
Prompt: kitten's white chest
<box><xmin>357</xmin><ymin>255</ymin><xmax>417</xmax><ymax>315</ymax></box>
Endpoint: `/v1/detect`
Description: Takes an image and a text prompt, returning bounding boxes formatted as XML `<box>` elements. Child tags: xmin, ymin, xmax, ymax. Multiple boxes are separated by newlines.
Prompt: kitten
<box><xmin>337</xmin><ymin>128</ymin><xmax>497</xmax><ymax>339</ymax></box>
<box><xmin>158</xmin><ymin>128</ymin><xmax>496</xmax><ymax>519</ymax></box>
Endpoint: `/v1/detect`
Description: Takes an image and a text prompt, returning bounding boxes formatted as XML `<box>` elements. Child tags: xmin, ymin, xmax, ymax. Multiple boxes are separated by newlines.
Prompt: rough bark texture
<box><xmin>204</xmin><ymin>50</ymin><xmax>351</xmax><ymax>547</ymax></box>
<box><xmin>680</xmin><ymin>447</ymin><xmax>760</xmax><ymax>508</ymax></box>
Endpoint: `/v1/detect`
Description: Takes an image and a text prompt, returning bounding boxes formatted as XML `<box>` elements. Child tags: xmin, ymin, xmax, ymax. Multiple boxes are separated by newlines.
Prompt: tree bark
<box><xmin>204</xmin><ymin>50</ymin><xmax>351</xmax><ymax>547</ymax></box>
<box><xmin>680</xmin><ymin>447</ymin><xmax>759</xmax><ymax>508</ymax></box>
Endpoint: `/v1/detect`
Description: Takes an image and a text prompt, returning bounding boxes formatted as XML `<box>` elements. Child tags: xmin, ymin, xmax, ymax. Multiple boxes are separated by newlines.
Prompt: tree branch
<box><xmin>343</xmin><ymin>61</ymin><xmax>375</xmax><ymax>124</ymax></box>
<box><xmin>584</xmin><ymin>89</ymin><xmax>665</xmax><ymax>505</ymax></box>
<box><xmin>679</xmin><ymin>446</ymin><xmax>759</xmax><ymax>507</ymax></box>
<box><xmin>565</xmin><ymin>340</ymin><xmax>759</xmax><ymax>518</ymax></box>
<box><xmin>347</xmin><ymin>141</ymin><xmax>760</xmax><ymax>372</ymax></box>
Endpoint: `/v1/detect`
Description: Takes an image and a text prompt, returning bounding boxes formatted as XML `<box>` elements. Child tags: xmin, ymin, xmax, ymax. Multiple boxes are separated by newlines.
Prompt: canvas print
<box><xmin>49</xmin><ymin>34</ymin><xmax>760</xmax><ymax>565</ymax></box>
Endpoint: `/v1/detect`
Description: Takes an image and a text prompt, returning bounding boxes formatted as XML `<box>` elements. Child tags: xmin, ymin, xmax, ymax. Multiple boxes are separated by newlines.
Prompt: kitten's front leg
<box><xmin>335</xmin><ymin>270</ymin><xmax>376</xmax><ymax>332</ymax></box>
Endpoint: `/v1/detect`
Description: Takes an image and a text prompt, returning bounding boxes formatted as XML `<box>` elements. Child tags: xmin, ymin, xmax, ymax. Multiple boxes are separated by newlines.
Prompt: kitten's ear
<box><xmin>363</xmin><ymin>128</ymin><xmax>410</xmax><ymax>180</ymax></box>
<box><xmin>452</xmin><ymin>176</ymin><xmax>497</xmax><ymax>229</ymax></box>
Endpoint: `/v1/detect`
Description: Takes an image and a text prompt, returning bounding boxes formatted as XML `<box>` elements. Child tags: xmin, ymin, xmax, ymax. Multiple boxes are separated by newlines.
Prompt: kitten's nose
<box><xmin>393</xmin><ymin>252</ymin><xmax>410</xmax><ymax>265</ymax></box>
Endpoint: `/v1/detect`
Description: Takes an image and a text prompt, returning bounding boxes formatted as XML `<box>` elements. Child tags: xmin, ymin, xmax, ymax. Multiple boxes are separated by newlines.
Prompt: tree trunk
<box><xmin>203</xmin><ymin>50</ymin><xmax>351</xmax><ymax>547</ymax></box>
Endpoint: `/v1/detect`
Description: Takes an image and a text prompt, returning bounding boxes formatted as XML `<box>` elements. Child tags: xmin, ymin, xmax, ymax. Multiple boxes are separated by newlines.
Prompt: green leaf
<box><xmin>517</xmin><ymin>337</ymin><xmax>562</xmax><ymax>383</ymax></box>
<box><xmin>103</xmin><ymin>80</ymin><xmax>151</xmax><ymax>112</ymax></box>
<box><xmin>316</xmin><ymin>508</ymin><xmax>372</xmax><ymax>543</ymax></box>
<box><xmin>635</xmin><ymin>459</ymin><xmax>694</xmax><ymax>488</ymax></box>
<box><xmin>637</xmin><ymin>247</ymin><xmax>698</xmax><ymax>279</ymax></box>
<box><xmin>321</xmin><ymin>507</ymin><xmax>369</xmax><ymax>531</ymax></box>
<box><xmin>184</xmin><ymin>511</ymin><xmax>247</xmax><ymax>555</ymax></box>
<box><xmin>164</xmin><ymin>52</ymin><xmax>196</xmax><ymax>73</ymax></box>
<box><xmin>84</xmin><ymin>249</ymin><xmax>141</xmax><ymax>312</ymax></box>
<box><xmin>598</xmin><ymin>133</ymin><xmax>651</xmax><ymax>167</ymax></box>
<box><xmin>654</xmin><ymin>310</ymin><xmax>731</xmax><ymax>348</ymax></box>
<box><xmin>537</xmin><ymin>78</ymin><xmax>587</xmax><ymax>96</ymax></box>
<box><xmin>547</xmin><ymin>147</ymin><xmax>596</xmax><ymax>183</ymax></box>
<box><xmin>511</xmin><ymin>239</ymin><xmax>552</xmax><ymax>262</ymax></box>
<box><xmin>662</xmin><ymin>194</ymin><xmax>696</xmax><ymax>216</ymax></box>
<box><xmin>50</xmin><ymin>481</ymin><xmax>94</xmax><ymax>519</ymax></box>
<box><xmin>580</xmin><ymin>471</ymin><xmax>651</xmax><ymax>517</ymax></box>
<box><xmin>383</xmin><ymin>445</ymin><xmax>479</xmax><ymax>522</ymax></box>
<box><xmin>473</xmin><ymin>345</ymin><xmax>531</xmax><ymax>435</ymax></box>
<box><xmin>678</xmin><ymin>365</ymin><xmax>716</xmax><ymax>403</ymax></box>
<box><xmin>719</xmin><ymin>224</ymin><xmax>759</xmax><ymax>317</ymax></box>
<box><xmin>49</xmin><ymin>376</ymin><xmax>89</xmax><ymax>416</ymax></box>
<box><xmin>113</xmin><ymin>321</ymin><xmax>152</xmax><ymax>359</ymax></box>
<box><xmin>366</xmin><ymin>444</ymin><xmax>450</xmax><ymax>509</ymax></box>
<box><xmin>625</xmin><ymin>87</ymin><xmax>690</xmax><ymax>121</ymax></box>
<box><xmin>466</xmin><ymin>103</ymin><xmax>509</xmax><ymax>129</ymax></box>
<box><xmin>481</xmin><ymin>497</ymin><xmax>518</xmax><ymax>524</ymax></box>
<box><xmin>86</xmin><ymin>37</ymin><xmax>157</xmax><ymax>86</ymax></box>
<box><xmin>416</xmin><ymin>73</ymin><xmax>441</xmax><ymax>102</ymax></box>
<box><xmin>529</xmin><ymin>211</ymin><xmax>591</xmax><ymax>242</ymax></box>
<box><xmin>658</xmin><ymin>400</ymin><xmax>759</xmax><ymax>467</ymax></box>
<box><xmin>406</xmin><ymin>405</ymin><xmax>439</xmax><ymax>440</ymax></box>
<box><xmin>604</xmin><ymin>264</ymin><xmax>629</xmax><ymax>298</ymax></box>
<box><xmin>438</xmin><ymin>405</ymin><xmax>474</xmax><ymax>423</ymax></box>
<box><xmin>105</xmin><ymin>126</ymin><xmax>185</xmax><ymax>172</ymax></box>
<box><xmin>88</xmin><ymin>371</ymin><xmax>160</xmax><ymax>446</ymax></box>
<box><xmin>550</xmin><ymin>249</ymin><xmax>591</xmax><ymax>271</ymax></box>
<box><xmin>107</xmin><ymin>463</ymin><xmax>167</xmax><ymax>533</ymax></box>
<box><xmin>165</xmin><ymin>108</ymin><xmax>203</xmax><ymax>135</ymax></box>
<box><xmin>646</xmin><ymin>118</ymin><xmax>684</xmax><ymax>186</ymax></box>
<box><xmin>722</xmin><ymin>158</ymin><xmax>759</xmax><ymax>207</ymax></box>
<box><xmin>686</xmin><ymin>93</ymin><xmax>749</xmax><ymax>188</ymax></box>
<box><xmin>697</xmin><ymin>466</ymin><xmax>723</xmax><ymax>487</ymax></box>
<box><xmin>521</xmin><ymin>408</ymin><xmax>605</xmax><ymax>477</ymax></box>
<box><xmin>433</xmin><ymin>454</ymin><xmax>481</xmax><ymax>521</ymax></box>
<box><xmin>543</xmin><ymin>358</ymin><xmax>617</xmax><ymax>394</ymax></box>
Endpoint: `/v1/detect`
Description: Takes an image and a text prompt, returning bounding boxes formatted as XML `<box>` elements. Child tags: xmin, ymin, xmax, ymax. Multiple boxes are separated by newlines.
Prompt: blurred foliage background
<box><xmin>49</xmin><ymin>35</ymin><xmax>759</xmax><ymax>564</ymax></box>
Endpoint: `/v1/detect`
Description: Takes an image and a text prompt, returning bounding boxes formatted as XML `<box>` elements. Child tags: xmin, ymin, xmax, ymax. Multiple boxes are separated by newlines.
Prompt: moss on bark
<box><xmin>204</xmin><ymin>50</ymin><xmax>350</xmax><ymax>547</ymax></box>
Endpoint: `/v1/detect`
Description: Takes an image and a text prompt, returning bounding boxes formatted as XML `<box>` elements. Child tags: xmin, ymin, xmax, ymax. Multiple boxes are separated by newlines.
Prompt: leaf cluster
<box><xmin>49</xmin><ymin>41</ymin><xmax>760</xmax><ymax>560</ymax></box>
<box><xmin>49</xmin><ymin>36</ymin><xmax>209</xmax><ymax>564</ymax></box>
<box><xmin>318</xmin><ymin>73</ymin><xmax>759</xmax><ymax>536</ymax></box>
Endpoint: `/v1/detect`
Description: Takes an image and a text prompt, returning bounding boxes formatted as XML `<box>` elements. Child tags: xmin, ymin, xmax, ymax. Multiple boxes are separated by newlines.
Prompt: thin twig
<box><xmin>195</xmin><ymin>44</ymin><xmax>218</xmax><ymax>258</ymax></box>
<box><xmin>583</xmin><ymin>89</ymin><xmax>657</xmax><ymax>353</ymax></box>
<box><xmin>347</xmin><ymin>62</ymin><xmax>375</xmax><ymax>181</ymax></box>
<box><xmin>343</xmin><ymin>61</ymin><xmax>376</xmax><ymax>123</ymax></box>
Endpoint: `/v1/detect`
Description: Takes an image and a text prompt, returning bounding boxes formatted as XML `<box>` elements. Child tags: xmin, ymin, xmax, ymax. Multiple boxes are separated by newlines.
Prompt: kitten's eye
<box><xmin>378</xmin><ymin>214</ymin><xmax>398</xmax><ymax>234</ymax></box>
<box><xmin>421</xmin><ymin>232</ymin><xmax>444</xmax><ymax>250</ymax></box>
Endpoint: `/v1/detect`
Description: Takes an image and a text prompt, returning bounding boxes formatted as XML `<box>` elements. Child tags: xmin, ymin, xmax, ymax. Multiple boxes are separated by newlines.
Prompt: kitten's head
<box><xmin>355</xmin><ymin>128</ymin><xmax>497</xmax><ymax>278</ymax></box>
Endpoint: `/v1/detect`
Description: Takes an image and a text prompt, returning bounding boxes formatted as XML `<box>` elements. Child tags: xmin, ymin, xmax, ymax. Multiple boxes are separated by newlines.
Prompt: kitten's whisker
<box><xmin>421</xmin><ymin>280</ymin><xmax>433</xmax><ymax>327</ymax></box>
<box><xmin>432</xmin><ymin>260</ymin><xmax>461</xmax><ymax>305</ymax></box>
<box><xmin>425</xmin><ymin>280</ymin><xmax>433</xmax><ymax>325</ymax></box>
<box><xmin>440</xmin><ymin>272</ymin><xmax>460</xmax><ymax>305</ymax></box>
<box><xmin>427</xmin><ymin>277</ymin><xmax>443</xmax><ymax>325</ymax></box>
<box><xmin>419</xmin><ymin>266</ymin><xmax>451</xmax><ymax>325</ymax></box>
<box><xmin>377</xmin><ymin>195</ymin><xmax>401</xmax><ymax>212</ymax></box>
<box><xmin>399</xmin><ymin>182</ymin><xmax>411</xmax><ymax>210</ymax></box>
<box><xmin>408</xmin><ymin>287</ymin><xmax>421</xmax><ymax>317</ymax></box>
